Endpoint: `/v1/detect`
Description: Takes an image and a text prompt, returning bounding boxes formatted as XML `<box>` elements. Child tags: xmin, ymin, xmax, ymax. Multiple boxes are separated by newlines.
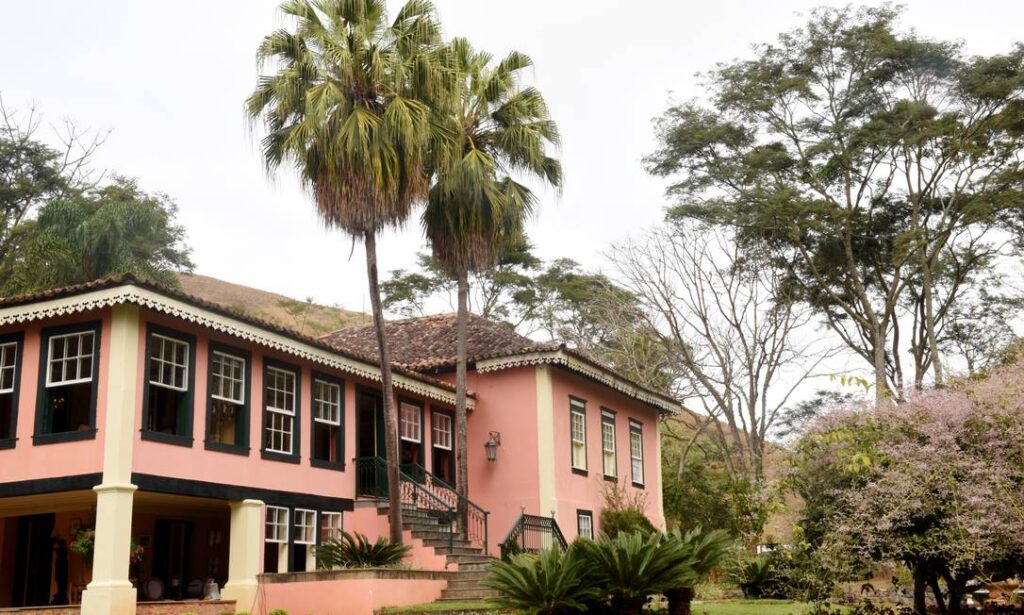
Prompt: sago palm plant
<box><xmin>482</xmin><ymin>545</ymin><xmax>597</xmax><ymax>615</ymax></box>
<box><xmin>315</xmin><ymin>530</ymin><xmax>411</xmax><ymax>569</ymax></box>
<box><xmin>424</xmin><ymin>37</ymin><xmax>561</xmax><ymax>506</ymax></box>
<box><xmin>246</xmin><ymin>0</ymin><xmax>452</xmax><ymax>543</ymax></box>
<box><xmin>662</xmin><ymin>528</ymin><xmax>734</xmax><ymax>615</ymax></box>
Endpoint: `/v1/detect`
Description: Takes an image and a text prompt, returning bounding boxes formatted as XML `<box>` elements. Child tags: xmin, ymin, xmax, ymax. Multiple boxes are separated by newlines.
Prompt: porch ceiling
<box><xmin>0</xmin><ymin>490</ymin><xmax>95</xmax><ymax>517</ymax></box>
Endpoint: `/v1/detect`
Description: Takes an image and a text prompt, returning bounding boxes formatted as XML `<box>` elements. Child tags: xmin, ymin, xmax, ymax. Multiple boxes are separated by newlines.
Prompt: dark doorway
<box><xmin>153</xmin><ymin>520</ymin><xmax>194</xmax><ymax>600</ymax></box>
<box><xmin>12</xmin><ymin>513</ymin><xmax>55</xmax><ymax>607</ymax></box>
<box><xmin>356</xmin><ymin>390</ymin><xmax>386</xmax><ymax>495</ymax></box>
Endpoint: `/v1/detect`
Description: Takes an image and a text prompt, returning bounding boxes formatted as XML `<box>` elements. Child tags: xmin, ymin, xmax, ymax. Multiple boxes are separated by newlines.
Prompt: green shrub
<box><xmin>599</xmin><ymin>484</ymin><xmax>656</xmax><ymax>538</ymax></box>
<box><xmin>268</xmin><ymin>611</ymin><xmax>288</xmax><ymax>615</ymax></box>
<box><xmin>727</xmin><ymin>553</ymin><xmax>776</xmax><ymax>598</ymax></box>
<box><xmin>483</xmin><ymin>545</ymin><xmax>599</xmax><ymax>615</ymax></box>
<box><xmin>315</xmin><ymin>531</ymin><xmax>411</xmax><ymax>569</ymax></box>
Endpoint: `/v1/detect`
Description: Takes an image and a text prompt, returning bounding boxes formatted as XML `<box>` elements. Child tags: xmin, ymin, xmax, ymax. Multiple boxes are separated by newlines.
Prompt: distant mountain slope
<box><xmin>176</xmin><ymin>273</ymin><xmax>368</xmax><ymax>337</ymax></box>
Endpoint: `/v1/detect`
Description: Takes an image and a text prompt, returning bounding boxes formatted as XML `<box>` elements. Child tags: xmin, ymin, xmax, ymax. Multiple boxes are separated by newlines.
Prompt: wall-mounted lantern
<box><xmin>485</xmin><ymin>431</ymin><xmax>502</xmax><ymax>462</ymax></box>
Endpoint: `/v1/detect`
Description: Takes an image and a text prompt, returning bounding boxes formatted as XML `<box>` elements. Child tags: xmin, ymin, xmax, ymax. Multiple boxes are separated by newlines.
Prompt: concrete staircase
<box><xmin>400</xmin><ymin>508</ymin><xmax>500</xmax><ymax>602</ymax></box>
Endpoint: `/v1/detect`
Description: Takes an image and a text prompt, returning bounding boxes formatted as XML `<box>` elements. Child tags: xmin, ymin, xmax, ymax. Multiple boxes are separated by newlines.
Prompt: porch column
<box><xmin>222</xmin><ymin>499</ymin><xmax>264</xmax><ymax>613</ymax></box>
<box><xmin>81</xmin><ymin>304</ymin><xmax>141</xmax><ymax>615</ymax></box>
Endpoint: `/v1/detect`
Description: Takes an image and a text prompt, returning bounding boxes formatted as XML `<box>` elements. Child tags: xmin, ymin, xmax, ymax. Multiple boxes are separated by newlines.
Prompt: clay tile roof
<box><xmin>320</xmin><ymin>313</ymin><xmax>559</xmax><ymax>372</ymax></box>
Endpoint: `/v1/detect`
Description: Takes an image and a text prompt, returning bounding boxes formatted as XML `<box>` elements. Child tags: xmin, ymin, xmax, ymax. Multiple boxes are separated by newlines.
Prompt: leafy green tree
<box><xmin>647</xmin><ymin>5</ymin><xmax>1024</xmax><ymax>402</ymax></box>
<box><xmin>2</xmin><ymin>177</ymin><xmax>192</xmax><ymax>294</ymax></box>
<box><xmin>246</xmin><ymin>0</ymin><xmax>451</xmax><ymax>543</ymax></box>
<box><xmin>424</xmin><ymin>37</ymin><xmax>561</xmax><ymax>506</ymax></box>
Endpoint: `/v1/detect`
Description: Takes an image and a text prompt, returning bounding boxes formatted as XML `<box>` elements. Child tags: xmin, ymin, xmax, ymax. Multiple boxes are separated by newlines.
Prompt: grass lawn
<box><xmin>380</xmin><ymin>599</ymin><xmax>819</xmax><ymax>614</ymax></box>
<box><xmin>693</xmin><ymin>600</ymin><xmax>821</xmax><ymax>615</ymax></box>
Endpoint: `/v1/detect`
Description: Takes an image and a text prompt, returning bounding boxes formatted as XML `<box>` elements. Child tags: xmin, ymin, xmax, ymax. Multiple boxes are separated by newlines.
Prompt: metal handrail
<box><xmin>405</xmin><ymin>463</ymin><xmax>490</xmax><ymax>555</ymax></box>
<box><xmin>500</xmin><ymin>513</ymin><xmax>569</xmax><ymax>559</ymax></box>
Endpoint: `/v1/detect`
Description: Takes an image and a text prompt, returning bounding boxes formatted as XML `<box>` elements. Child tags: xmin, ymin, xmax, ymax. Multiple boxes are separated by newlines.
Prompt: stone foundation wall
<box><xmin>0</xmin><ymin>601</ymin><xmax>235</xmax><ymax>615</ymax></box>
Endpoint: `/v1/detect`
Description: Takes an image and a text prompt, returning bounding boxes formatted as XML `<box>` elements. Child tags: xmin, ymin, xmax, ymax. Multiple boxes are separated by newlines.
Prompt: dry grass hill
<box><xmin>176</xmin><ymin>273</ymin><xmax>368</xmax><ymax>337</ymax></box>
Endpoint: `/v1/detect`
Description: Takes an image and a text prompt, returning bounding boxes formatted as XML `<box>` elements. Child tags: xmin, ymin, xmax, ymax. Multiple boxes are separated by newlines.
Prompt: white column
<box><xmin>535</xmin><ymin>365</ymin><xmax>558</xmax><ymax>548</ymax></box>
<box><xmin>221</xmin><ymin>499</ymin><xmax>264</xmax><ymax>613</ymax></box>
<box><xmin>81</xmin><ymin>305</ymin><xmax>141</xmax><ymax>615</ymax></box>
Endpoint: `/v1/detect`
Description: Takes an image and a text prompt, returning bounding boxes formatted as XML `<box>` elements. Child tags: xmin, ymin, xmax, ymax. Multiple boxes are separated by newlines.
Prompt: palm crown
<box><xmin>424</xmin><ymin>38</ymin><xmax>562</xmax><ymax>276</ymax></box>
<box><xmin>246</xmin><ymin>0</ymin><xmax>451</xmax><ymax>235</ymax></box>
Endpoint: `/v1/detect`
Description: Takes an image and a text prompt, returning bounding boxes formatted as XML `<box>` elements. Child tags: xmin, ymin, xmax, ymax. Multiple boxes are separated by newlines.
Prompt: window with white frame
<box><xmin>312</xmin><ymin>377</ymin><xmax>342</xmax><ymax>465</ymax></box>
<box><xmin>601</xmin><ymin>411</ymin><xmax>617</xmax><ymax>478</ymax></box>
<box><xmin>208</xmin><ymin>348</ymin><xmax>247</xmax><ymax>448</ymax></box>
<box><xmin>144</xmin><ymin>330</ymin><xmax>193</xmax><ymax>439</ymax></box>
<box><xmin>577</xmin><ymin>510</ymin><xmax>594</xmax><ymax>540</ymax></box>
<box><xmin>570</xmin><ymin>398</ymin><xmax>587</xmax><ymax>471</ymax></box>
<box><xmin>294</xmin><ymin>508</ymin><xmax>316</xmax><ymax>544</ymax></box>
<box><xmin>264</xmin><ymin>505</ymin><xmax>289</xmax><ymax>573</ymax></box>
<box><xmin>39</xmin><ymin>325</ymin><xmax>99</xmax><ymax>436</ymax></box>
<box><xmin>400</xmin><ymin>401</ymin><xmax>421</xmax><ymax>442</ymax></box>
<box><xmin>264</xmin><ymin>365</ymin><xmax>297</xmax><ymax>456</ymax></box>
<box><xmin>321</xmin><ymin>511</ymin><xmax>343</xmax><ymax>543</ymax></box>
<box><xmin>629</xmin><ymin>420</ymin><xmax>644</xmax><ymax>486</ymax></box>
<box><xmin>431</xmin><ymin>412</ymin><xmax>454</xmax><ymax>484</ymax></box>
<box><xmin>0</xmin><ymin>337</ymin><xmax>20</xmax><ymax>442</ymax></box>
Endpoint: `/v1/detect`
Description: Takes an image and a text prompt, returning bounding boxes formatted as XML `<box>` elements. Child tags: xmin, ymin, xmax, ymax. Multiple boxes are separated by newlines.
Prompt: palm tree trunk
<box><xmin>365</xmin><ymin>230</ymin><xmax>403</xmax><ymax>545</ymax></box>
<box><xmin>455</xmin><ymin>269</ymin><xmax>470</xmax><ymax>537</ymax></box>
<box><xmin>666</xmin><ymin>587</ymin><xmax>694</xmax><ymax>615</ymax></box>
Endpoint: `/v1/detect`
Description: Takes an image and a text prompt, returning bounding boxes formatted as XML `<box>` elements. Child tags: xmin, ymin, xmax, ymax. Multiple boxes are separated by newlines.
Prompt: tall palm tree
<box><xmin>424</xmin><ymin>39</ymin><xmax>562</xmax><ymax>508</ymax></box>
<box><xmin>246</xmin><ymin>0</ymin><xmax>451</xmax><ymax>544</ymax></box>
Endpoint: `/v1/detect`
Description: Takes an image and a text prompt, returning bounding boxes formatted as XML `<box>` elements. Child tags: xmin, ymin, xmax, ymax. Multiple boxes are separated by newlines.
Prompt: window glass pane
<box><xmin>320</xmin><ymin>512</ymin><xmax>343</xmax><ymax>543</ymax></box>
<box><xmin>432</xmin><ymin>413</ymin><xmax>452</xmax><ymax>450</ymax></box>
<box><xmin>314</xmin><ymin>380</ymin><xmax>341</xmax><ymax>425</ymax></box>
<box><xmin>400</xmin><ymin>402</ymin><xmax>421</xmax><ymax>443</ymax></box>
<box><xmin>294</xmin><ymin>509</ymin><xmax>316</xmax><ymax>544</ymax></box>
<box><xmin>630</xmin><ymin>425</ymin><xmax>644</xmax><ymax>484</ymax></box>
<box><xmin>265</xmin><ymin>506</ymin><xmax>289</xmax><ymax>543</ymax></box>
<box><xmin>578</xmin><ymin>513</ymin><xmax>593</xmax><ymax>539</ymax></box>
<box><xmin>0</xmin><ymin>342</ymin><xmax>16</xmax><ymax>393</ymax></box>
<box><xmin>47</xmin><ymin>332</ymin><xmax>94</xmax><ymax>386</ymax></box>
<box><xmin>149</xmin><ymin>334</ymin><xmax>189</xmax><ymax>391</ymax></box>
<box><xmin>211</xmin><ymin>351</ymin><xmax>246</xmax><ymax>404</ymax></box>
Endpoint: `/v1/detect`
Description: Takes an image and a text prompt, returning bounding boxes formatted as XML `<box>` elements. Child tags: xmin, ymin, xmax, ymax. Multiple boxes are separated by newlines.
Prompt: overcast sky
<box><xmin>2</xmin><ymin>0</ymin><xmax>1022</xmax><ymax>313</ymax></box>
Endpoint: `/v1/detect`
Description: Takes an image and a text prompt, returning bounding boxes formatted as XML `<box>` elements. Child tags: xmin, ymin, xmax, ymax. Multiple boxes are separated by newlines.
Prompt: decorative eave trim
<box><xmin>0</xmin><ymin>284</ymin><xmax>469</xmax><ymax>408</ymax></box>
<box><xmin>476</xmin><ymin>350</ymin><xmax>680</xmax><ymax>413</ymax></box>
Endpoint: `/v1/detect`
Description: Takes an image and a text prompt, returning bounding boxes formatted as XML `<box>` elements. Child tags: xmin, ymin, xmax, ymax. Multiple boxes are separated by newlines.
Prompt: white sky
<box><xmin>2</xmin><ymin>0</ymin><xmax>1022</xmax><ymax>314</ymax></box>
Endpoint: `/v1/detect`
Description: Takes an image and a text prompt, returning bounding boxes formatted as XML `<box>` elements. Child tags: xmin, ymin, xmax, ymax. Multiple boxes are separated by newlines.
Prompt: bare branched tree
<box><xmin>608</xmin><ymin>222</ymin><xmax>839</xmax><ymax>484</ymax></box>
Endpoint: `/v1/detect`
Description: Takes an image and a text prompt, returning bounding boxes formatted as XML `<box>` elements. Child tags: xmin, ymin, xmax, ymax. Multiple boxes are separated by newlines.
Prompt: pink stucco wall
<box><xmin>259</xmin><ymin>573</ymin><xmax>450</xmax><ymax>614</ymax></box>
<box><xmin>0</xmin><ymin>310</ymin><xmax>109</xmax><ymax>484</ymax></box>
<box><xmin>549</xmin><ymin>368</ymin><xmax>664</xmax><ymax>539</ymax></box>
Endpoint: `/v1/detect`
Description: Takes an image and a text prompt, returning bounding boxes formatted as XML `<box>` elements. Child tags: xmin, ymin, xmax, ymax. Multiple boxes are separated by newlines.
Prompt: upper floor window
<box><xmin>570</xmin><ymin>398</ymin><xmax>587</xmax><ymax>473</ymax></box>
<box><xmin>143</xmin><ymin>327</ymin><xmax>195</xmax><ymax>445</ymax></box>
<box><xmin>399</xmin><ymin>400</ymin><xmax>424</xmax><ymax>474</ymax></box>
<box><xmin>629</xmin><ymin>420</ymin><xmax>644</xmax><ymax>487</ymax></box>
<box><xmin>262</xmin><ymin>361</ymin><xmax>299</xmax><ymax>462</ymax></box>
<box><xmin>431</xmin><ymin>411</ymin><xmax>454</xmax><ymax>484</ymax></box>
<box><xmin>311</xmin><ymin>375</ymin><xmax>344</xmax><ymax>469</ymax></box>
<box><xmin>35</xmin><ymin>322</ymin><xmax>100</xmax><ymax>443</ymax></box>
<box><xmin>400</xmin><ymin>401</ymin><xmax>421</xmax><ymax>443</ymax></box>
<box><xmin>0</xmin><ymin>333</ymin><xmax>23</xmax><ymax>447</ymax></box>
<box><xmin>206</xmin><ymin>344</ymin><xmax>249</xmax><ymax>452</ymax></box>
<box><xmin>601</xmin><ymin>410</ymin><xmax>617</xmax><ymax>479</ymax></box>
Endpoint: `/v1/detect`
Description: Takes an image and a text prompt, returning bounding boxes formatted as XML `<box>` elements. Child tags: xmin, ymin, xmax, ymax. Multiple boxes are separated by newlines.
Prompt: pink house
<box><xmin>0</xmin><ymin>275</ymin><xmax>678</xmax><ymax>615</ymax></box>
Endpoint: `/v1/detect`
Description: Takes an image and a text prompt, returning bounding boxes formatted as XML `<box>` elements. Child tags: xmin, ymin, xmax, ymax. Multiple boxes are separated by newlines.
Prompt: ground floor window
<box><xmin>291</xmin><ymin>508</ymin><xmax>316</xmax><ymax>572</ymax></box>
<box><xmin>321</xmin><ymin>511</ymin><xmax>343</xmax><ymax>543</ymax></box>
<box><xmin>577</xmin><ymin>510</ymin><xmax>594</xmax><ymax>540</ymax></box>
<box><xmin>264</xmin><ymin>505</ymin><xmax>289</xmax><ymax>573</ymax></box>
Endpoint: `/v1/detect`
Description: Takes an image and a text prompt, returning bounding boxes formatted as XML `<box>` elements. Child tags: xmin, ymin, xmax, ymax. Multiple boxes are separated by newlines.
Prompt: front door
<box><xmin>153</xmin><ymin>519</ymin><xmax>194</xmax><ymax>600</ymax></box>
<box><xmin>12</xmin><ymin>513</ymin><xmax>55</xmax><ymax>607</ymax></box>
<box><xmin>356</xmin><ymin>390</ymin><xmax>386</xmax><ymax>495</ymax></box>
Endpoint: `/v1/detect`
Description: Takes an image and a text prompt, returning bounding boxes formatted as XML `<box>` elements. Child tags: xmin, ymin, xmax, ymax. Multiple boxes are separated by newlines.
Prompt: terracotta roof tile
<box><xmin>320</xmin><ymin>313</ymin><xmax>558</xmax><ymax>371</ymax></box>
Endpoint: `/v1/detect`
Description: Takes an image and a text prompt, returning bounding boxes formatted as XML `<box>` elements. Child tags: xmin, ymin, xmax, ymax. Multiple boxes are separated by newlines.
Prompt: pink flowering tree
<box><xmin>792</xmin><ymin>367</ymin><xmax>1024</xmax><ymax>615</ymax></box>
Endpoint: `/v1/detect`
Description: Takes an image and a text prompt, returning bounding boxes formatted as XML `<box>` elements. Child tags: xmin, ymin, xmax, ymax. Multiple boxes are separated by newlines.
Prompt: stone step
<box><xmin>445</xmin><ymin>577</ymin><xmax>493</xmax><ymax>590</ymax></box>
<box><xmin>419</xmin><ymin>537</ymin><xmax>473</xmax><ymax>549</ymax></box>
<box><xmin>438</xmin><ymin>589</ymin><xmax>502</xmax><ymax>601</ymax></box>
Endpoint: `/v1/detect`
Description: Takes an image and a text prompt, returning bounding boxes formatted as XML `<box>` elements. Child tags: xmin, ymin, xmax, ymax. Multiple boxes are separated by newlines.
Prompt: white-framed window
<box><xmin>294</xmin><ymin>508</ymin><xmax>316</xmax><ymax>545</ymax></box>
<box><xmin>0</xmin><ymin>342</ymin><xmax>17</xmax><ymax>394</ymax></box>
<box><xmin>313</xmin><ymin>379</ymin><xmax>342</xmax><ymax>425</ymax></box>
<box><xmin>570</xmin><ymin>398</ymin><xmax>587</xmax><ymax>471</ymax></box>
<box><xmin>321</xmin><ymin>511</ymin><xmax>343</xmax><ymax>543</ymax></box>
<box><xmin>577</xmin><ymin>510</ymin><xmax>594</xmax><ymax>540</ymax></box>
<box><xmin>400</xmin><ymin>401</ymin><xmax>421</xmax><ymax>443</ymax></box>
<box><xmin>148</xmin><ymin>334</ymin><xmax>189</xmax><ymax>391</ymax></box>
<box><xmin>630</xmin><ymin>420</ymin><xmax>644</xmax><ymax>485</ymax></box>
<box><xmin>432</xmin><ymin>412</ymin><xmax>452</xmax><ymax>450</ymax></box>
<box><xmin>264</xmin><ymin>365</ymin><xmax>297</xmax><ymax>455</ymax></box>
<box><xmin>265</xmin><ymin>505</ymin><xmax>289</xmax><ymax>543</ymax></box>
<box><xmin>312</xmin><ymin>377</ymin><xmax>343</xmax><ymax>464</ymax></box>
<box><xmin>211</xmin><ymin>351</ymin><xmax>245</xmax><ymax>403</ymax></box>
<box><xmin>601</xmin><ymin>411</ymin><xmax>617</xmax><ymax>478</ymax></box>
<box><xmin>46</xmin><ymin>330</ymin><xmax>95</xmax><ymax>387</ymax></box>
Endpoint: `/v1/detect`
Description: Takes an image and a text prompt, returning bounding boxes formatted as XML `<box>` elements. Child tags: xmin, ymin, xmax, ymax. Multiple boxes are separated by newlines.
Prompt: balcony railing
<box><xmin>499</xmin><ymin>513</ymin><xmax>568</xmax><ymax>560</ymax></box>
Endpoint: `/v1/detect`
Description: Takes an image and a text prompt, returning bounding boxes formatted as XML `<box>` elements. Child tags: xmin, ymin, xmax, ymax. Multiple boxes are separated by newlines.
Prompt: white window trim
<box><xmin>432</xmin><ymin>412</ymin><xmax>452</xmax><ymax>451</ymax></box>
<box><xmin>602</xmin><ymin>414</ymin><xmax>617</xmax><ymax>478</ymax></box>
<box><xmin>0</xmin><ymin>341</ymin><xmax>17</xmax><ymax>394</ymax></box>
<box><xmin>577</xmin><ymin>511</ymin><xmax>594</xmax><ymax>539</ymax></box>
<box><xmin>400</xmin><ymin>402</ymin><xmax>421</xmax><ymax>444</ymax></box>
<box><xmin>320</xmin><ymin>511</ymin><xmax>343</xmax><ymax>543</ymax></box>
<box><xmin>148</xmin><ymin>333</ymin><xmax>190</xmax><ymax>392</ymax></box>
<box><xmin>294</xmin><ymin>508</ymin><xmax>317</xmax><ymax>545</ymax></box>
<box><xmin>265</xmin><ymin>366</ymin><xmax>297</xmax><ymax>455</ymax></box>
<box><xmin>313</xmin><ymin>379</ymin><xmax>342</xmax><ymax>426</ymax></box>
<box><xmin>630</xmin><ymin>421</ymin><xmax>645</xmax><ymax>485</ymax></box>
<box><xmin>570</xmin><ymin>400</ymin><xmax>587</xmax><ymax>470</ymax></box>
<box><xmin>45</xmin><ymin>331</ymin><xmax>95</xmax><ymax>388</ymax></box>
<box><xmin>265</xmin><ymin>505</ymin><xmax>289</xmax><ymax>544</ymax></box>
<box><xmin>210</xmin><ymin>350</ymin><xmax>246</xmax><ymax>404</ymax></box>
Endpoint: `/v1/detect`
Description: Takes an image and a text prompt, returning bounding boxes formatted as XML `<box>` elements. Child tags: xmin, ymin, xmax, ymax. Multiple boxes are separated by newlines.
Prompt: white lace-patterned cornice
<box><xmin>0</xmin><ymin>284</ymin><xmax>468</xmax><ymax>407</ymax></box>
<box><xmin>476</xmin><ymin>351</ymin><xmax>680</xmax><ymax>413</ymax></box>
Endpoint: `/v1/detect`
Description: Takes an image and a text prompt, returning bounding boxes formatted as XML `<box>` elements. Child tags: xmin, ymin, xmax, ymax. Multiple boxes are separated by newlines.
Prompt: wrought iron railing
<box><xmin>499</xmin><ymin>513</ymin><xmax>569</xmax><ymax>559</ymax></box>
<box><xmin>354</xmin><ymin>457</ymin><xmax>490</xmax><ymax>554</ymax></box>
